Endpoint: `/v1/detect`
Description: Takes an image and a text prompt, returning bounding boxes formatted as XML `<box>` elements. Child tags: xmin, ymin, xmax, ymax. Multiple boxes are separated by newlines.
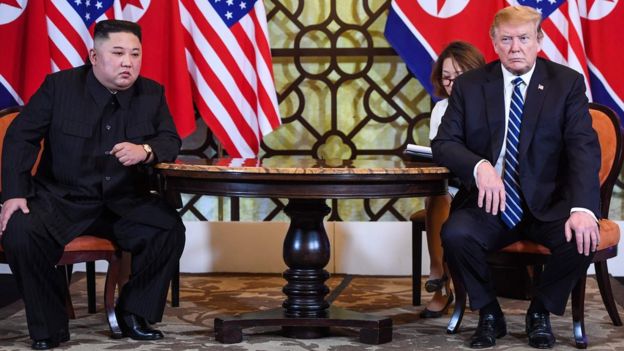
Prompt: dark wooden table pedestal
<box><xmin>214</xmin><ymin>199</ymin><xmax>392</xmax><ymax>344</ymax></box>
<box><xmin>155</xmin><ymin>156</ymin><xmax>449</xmax><ymax>345</ymax></box>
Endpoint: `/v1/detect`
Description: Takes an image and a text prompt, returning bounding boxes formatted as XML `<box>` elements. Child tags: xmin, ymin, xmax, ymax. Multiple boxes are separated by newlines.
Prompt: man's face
<box><xmin>492</xmin><ymin>21</ymin><xmax>542</xmax><ymax>75</ymax></box>
<box><xmin>90</xmin><ymin>32</ymin><xmax>141</xmax><ymax>91</ymax></box>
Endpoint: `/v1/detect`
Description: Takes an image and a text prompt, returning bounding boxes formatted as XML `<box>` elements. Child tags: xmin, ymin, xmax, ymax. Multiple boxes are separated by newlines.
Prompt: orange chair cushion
<box><xmin>410</xmin><ymin>209</ymin><xmax>426</xmax><ymax>222</ymax></box>
<box><xmin>598</xmin><ymin>219</ymin><xmax>620</xmax><ymax>249</ymax></box>
<box><xmin>63</xmin><ymin>235</ymin><xmax>118</xmax><ymax>252</ymax></box>
<box><xmin>0</xmin><ymin>235</ymin><xmax>117</xmax><ymax>254</ymax></box>
<box><xmin>591</xmin><ymin>109</ymin><xmax>617</xmax><ymax>185</ymax></box>
<box><xmin>0</xmin><ymin>111</ymin><xmax>43</xmax><ymax>193</ymax></box>
<box><xmin>499</xmin><ymin>219</ymin><xmax>620</xmax><ymax>254</ymax></box>
<box><xmin>500</xmin><ymin>240</ymin><xmax>552</xmax><ymax>255</ymax></box>
<box><xmin>0</xmin><ymin>112</ymin><xmax>20</xmax><ymax>193</ymax></box>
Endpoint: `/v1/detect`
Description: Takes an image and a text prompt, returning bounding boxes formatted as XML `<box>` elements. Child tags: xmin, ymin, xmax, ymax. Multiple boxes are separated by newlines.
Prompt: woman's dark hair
<box><xmin>94</xmin><ymin>19</ymin><xmax>142</xmax><ymax>43</ymax></box>
<box><xmin>430</xmin><ymin>41</ymin><xmax>485</xmax><ymax>99</ymax></box>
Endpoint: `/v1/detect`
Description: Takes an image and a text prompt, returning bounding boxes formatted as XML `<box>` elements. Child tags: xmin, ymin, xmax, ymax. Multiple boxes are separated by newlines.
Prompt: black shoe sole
<box><xmin>121</xmin><ymin>332</ymin><xmax>164</xmax><ymax>341</ymax></box>
<box><xmin>470</xmin><ymin>328</ymin><xmax>507</xmax><ymax>348</ymax></box>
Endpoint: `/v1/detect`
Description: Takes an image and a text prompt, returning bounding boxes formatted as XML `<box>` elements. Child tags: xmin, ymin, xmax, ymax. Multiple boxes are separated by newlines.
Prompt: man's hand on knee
<box><xmin>476</xmin><ymin>161</ymin><xmax>506</xmax><ymax>215</ymax></box>
<box><xmin>0</xmin><ymin>198</ymin><xmax>29</xmax><ymax>235</ymax></box>
<box><xmin>565</xmin><ymin>211</ymin><xmax>599</xmax><ymax>256</ymax></box>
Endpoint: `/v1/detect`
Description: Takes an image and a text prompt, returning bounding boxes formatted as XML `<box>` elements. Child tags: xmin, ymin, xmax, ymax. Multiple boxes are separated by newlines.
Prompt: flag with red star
<box><xmin>115</xmin><ymin>0</ymin><xmax>196</xmax><ymax>137</ymax></box>
<box><xmin>0</xmin><ymin>0</ymin><xmax>51</xmax><ymax>109</ymax></box>
<box><xmin>384</xmin><ymin>0</ymin><xmax>504</xmax><ymax>95</ymax></box>
<box><xmin>385</xmin><ymin>0</ymin><xmax>624</xmax><ymax>118</ymax></box>
<box><xmin>580</xmin><ymin>0</ymin><xmax>624</xmax><ymax>118</ymax></box>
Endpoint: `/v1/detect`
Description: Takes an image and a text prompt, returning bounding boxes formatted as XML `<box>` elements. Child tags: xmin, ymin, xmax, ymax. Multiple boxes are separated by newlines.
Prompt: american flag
<box><xmin>179</xmin><ymin>0</ymin><xmax>281</xmax><ymax>158</ymax></box>
<box><xmin>45</xmin><ymin>0</ymin><xmax>114</xmax><ymax>72</ymax></box>
<box><xmin>516</xmin><ymin>0</ymin><xmax>592</xmax><ymax>99</ymax></box>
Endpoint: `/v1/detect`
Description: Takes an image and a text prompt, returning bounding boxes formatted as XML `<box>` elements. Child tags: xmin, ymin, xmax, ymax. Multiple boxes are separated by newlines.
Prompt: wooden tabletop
<box><xmin>155</xmin><ymin>156</ymin><xmax>449</xmax><ymax>199</ymax></box>
<box><xmin>155</xmin><ymin>155</ymin><xmax>448</xmax><ymax>175</ymax></box>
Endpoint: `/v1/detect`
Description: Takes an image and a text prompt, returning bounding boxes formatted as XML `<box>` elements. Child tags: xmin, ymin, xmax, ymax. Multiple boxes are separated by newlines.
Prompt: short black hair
<box><xmin>93</xmin><ymin>20</ymin><xmax>142</xmax><ymax>43</ymax></box>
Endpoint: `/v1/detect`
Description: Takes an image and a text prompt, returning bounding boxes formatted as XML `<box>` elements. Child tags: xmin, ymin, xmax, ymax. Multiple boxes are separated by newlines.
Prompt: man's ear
<box><xmin>491</xmin><ymin>38</ymin><xmax>499</xmax><ymax>56</ymax></box>
<box><xmin>88</xmin><ymin>48</ymin><xmax>97</xmax><ymax>65</ymax></box>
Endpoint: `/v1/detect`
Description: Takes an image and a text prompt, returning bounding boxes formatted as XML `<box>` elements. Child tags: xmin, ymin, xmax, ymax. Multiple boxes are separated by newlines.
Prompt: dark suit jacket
<box><xmin>431</xmin><ymin>58</ymin><xmax>601</xmax><ymax>222</ymax></box>
<box><xmin>2</xmin><ymin>65</ymin><xmax>182</xmax><ymax>244</ymax></box>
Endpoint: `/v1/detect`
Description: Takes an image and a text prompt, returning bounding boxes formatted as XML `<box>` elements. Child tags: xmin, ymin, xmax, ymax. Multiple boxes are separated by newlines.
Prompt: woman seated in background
<box><xmin>421</xmin><ymin>41</ymin><xmax>485</xmax><ymax>318</ymax></box>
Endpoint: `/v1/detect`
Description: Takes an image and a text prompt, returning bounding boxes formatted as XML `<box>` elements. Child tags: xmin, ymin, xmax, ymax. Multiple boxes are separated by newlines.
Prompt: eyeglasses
<box><xmin>442</xmin><ymin>73</ymin><xmax>462</xmax><ymax>87</ymax></box>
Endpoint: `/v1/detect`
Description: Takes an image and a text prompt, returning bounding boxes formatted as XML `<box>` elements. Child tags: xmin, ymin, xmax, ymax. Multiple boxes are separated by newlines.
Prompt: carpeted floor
<box><xmin>0</xmin><ymin>273</ymin><xmax>623</xmax><ymax>350</ymax></box>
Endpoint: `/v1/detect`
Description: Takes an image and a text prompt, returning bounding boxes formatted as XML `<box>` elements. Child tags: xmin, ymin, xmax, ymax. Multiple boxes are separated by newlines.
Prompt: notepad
<box><xmin>405</xmin><ymin>144</ymin><xmax>432</xmax><ymax>159</ymax></box>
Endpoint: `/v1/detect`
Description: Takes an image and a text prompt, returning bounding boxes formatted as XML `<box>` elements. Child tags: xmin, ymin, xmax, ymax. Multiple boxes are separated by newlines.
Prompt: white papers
<box><xmin>405</xmin><ymin>144</ymin><xmax>432</xmax><ymax>159</ymax></box>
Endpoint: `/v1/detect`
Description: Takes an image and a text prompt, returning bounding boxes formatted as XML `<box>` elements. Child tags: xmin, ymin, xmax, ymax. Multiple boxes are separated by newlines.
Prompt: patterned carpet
<box><xmin>0</xmin><ymin>273</ymin><xmax>623</xmax><ymax>350</ymax></box>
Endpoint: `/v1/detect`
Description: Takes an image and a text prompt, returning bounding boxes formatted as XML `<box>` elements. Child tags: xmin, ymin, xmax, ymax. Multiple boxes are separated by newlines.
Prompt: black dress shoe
<box><xmin>31</xmin><ymin>329</ymin><xmax>70</xmax><ymax>350</ymax></box>
<box><xmin>420</xmin><ymin>292</ymin><xmax>454</xmax><ymax>318</ymax></box>
<box><xmin>470</xmin><ymin>313</ymin><xmax>507</xmax><ymax>349</ymax></box>
<box><xmin>117</xmin><ymin>309</ymin><xmax>164</xmax><ymax>340</ymax></box>
<box><xmin>526</xmin><ymin>312</ymin><xmax>556</xmax><ymax>349</ymax></box>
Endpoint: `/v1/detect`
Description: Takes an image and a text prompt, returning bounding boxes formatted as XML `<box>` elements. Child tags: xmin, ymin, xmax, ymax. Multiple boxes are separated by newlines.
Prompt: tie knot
<box><xmin>513</xmin><ymin>77</ymin><xmax>524</xmax><ymax>87</ymax></box>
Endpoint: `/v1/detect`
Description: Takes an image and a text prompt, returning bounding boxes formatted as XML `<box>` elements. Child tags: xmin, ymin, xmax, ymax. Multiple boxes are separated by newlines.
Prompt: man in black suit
<box><xmin>432</xmin><ymin>5</ymin><xmax>600</xmax><ymax>349</ymax></box>
<box><xmin>0</xmin><ymin>20</ymin><xmax>185</xmax><ymax>349</ymax></box>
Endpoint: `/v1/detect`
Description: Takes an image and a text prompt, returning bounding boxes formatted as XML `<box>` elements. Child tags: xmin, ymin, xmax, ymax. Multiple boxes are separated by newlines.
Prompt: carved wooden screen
<box><xmin>175</xmin><ymin>0</ymin><xmax>624</xmax><ymax>222</ymax></box>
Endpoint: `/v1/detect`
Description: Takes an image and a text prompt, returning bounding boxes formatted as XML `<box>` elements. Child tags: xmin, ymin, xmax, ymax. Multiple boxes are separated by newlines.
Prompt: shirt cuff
<box><xmin>571</xmin><ymin>207</ymin><xmax>598</xmax><ymax>222</ymax></box>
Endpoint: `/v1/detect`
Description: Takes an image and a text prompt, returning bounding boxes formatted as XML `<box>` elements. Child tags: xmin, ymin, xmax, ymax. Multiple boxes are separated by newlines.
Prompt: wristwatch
<box><xmin>142</xmin><ymin>143</ymin><xmax>153</xmax><ymax>163</ymax></box>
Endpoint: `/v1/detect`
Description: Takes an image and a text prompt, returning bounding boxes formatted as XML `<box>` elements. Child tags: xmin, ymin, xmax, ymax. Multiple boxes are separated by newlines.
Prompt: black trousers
<box><xmin>1</xmin><ymin>208</ymin><xmax>185</xmax><ymax>340</ymax></box>
<box><xmin>441</xmin><ymin>207</ymin><xmax>593</xmax><ymax>316</ymax></box>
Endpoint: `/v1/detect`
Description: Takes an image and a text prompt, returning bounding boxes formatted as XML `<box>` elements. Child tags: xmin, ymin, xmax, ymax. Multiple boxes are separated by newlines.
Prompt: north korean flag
<box><xmin>384</xmin><ymin>0</ymin><xmax>505</xmax><ymax>95</ymax></box>
<box><xmin>581</xmin><ymin>0</ymin><xmax>624</xmax><ymax>119</ymax></box>
<box><xmin>0</xmin><ymin>0</ymin><xmax>51</xmax><ymax>109</ymax></box>
<box><xmin>115</xmin><ymin>0</ymin><xmax>196</xmax><ymax>137</ymax></box>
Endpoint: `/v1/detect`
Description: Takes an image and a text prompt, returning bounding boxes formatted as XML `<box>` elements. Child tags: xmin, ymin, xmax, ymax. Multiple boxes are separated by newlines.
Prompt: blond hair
<box><xmin>490</xmin><ymin>5</ymin><xmax>543</xmax><ymax>39</ymax></box>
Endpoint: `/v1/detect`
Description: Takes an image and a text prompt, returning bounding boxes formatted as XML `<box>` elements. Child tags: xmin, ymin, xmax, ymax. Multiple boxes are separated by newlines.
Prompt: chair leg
<box><xmin>446</xmin><ymin>262</ymin><xmax>466</xmax><ymax>334</ymax></box>
<box><xmin>86</xmin><ymin>261</ymin><xmax>96</xmax><ymax>314</ymax></box>
<box><xmin>412</xmin><ymin>221</ymin><xmax>425</xmax><ymax>306</ymax></box>
<box><xmin>105</xmin><ymin>253</ymin><xmax>123</xmax><ymax>339</ymax></box>
<box><xmin>571</xmin><ymin>274</ymin><xmax>588</xmax><ymax>349</ymax></box>
<box><xmin>171</xmin><ymin>263</ymin><xmax>180</xmax><ymax>307</ymax></box>
<box><xmin>594</xmin><ymin>260</ymin><xmax>623</xmax><ymax>326</ymax></box>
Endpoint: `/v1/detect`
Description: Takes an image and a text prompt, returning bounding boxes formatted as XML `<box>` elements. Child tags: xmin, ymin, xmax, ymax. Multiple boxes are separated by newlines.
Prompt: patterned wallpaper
<box><xmin>179</xmin><ymin>0</ymin><xmax>432</xmax><ymax>222</ymax></box>
<box><xmin>178</xmin><ymin>0</ymin><xmax>624</xmax><ymax>222</ymax></box>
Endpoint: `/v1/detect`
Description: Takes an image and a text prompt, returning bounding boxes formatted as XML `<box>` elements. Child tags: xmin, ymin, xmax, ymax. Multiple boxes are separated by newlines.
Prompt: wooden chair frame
<box><xmin>445</xmin><ymin>103</ymin><xmax>624</xmax><ymax>348</ymax></box>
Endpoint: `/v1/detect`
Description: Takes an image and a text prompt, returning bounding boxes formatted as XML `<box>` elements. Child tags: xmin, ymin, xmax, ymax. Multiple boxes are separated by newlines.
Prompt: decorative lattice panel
<box><xmin>176</xmin><ymin>0</ymin><xmax>624</xmax><ymax>222</ymax></box>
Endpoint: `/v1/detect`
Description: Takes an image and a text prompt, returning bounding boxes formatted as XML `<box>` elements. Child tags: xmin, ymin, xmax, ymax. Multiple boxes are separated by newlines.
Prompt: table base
<box><xmin>214</xmin><ymin>306</ymin><xmax>393</xmax><ymax>344</ymax></box>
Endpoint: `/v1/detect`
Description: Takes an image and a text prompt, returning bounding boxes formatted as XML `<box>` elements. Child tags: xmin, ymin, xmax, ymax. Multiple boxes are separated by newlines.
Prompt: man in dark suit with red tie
<box><xmin>432</xmin><ymin>5</ymin><xmax>601</xmax><ymax>349</ymax></box>
<box><xmin>0</xmin><ymin>20</ymin><xmax>185</xmax><ymax>349</ymax></box>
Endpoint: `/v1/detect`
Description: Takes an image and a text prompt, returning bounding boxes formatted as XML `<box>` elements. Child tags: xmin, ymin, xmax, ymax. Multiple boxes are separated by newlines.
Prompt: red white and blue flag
<box><xmin>2</xmin><ymin>0</ymin><xmax>282</xmax><ymax>152</ymax></box>
<box><xmin>580</xmin><ymin>0</ymin><xmax>624</xmax><ymax>119</ymax></box>
<box><xmin>385</xmin><ymin>0</ymin><xmax>624</xmax><ymax>119</ymax></box>
<box><xmin>113</xmin><ymin>0</ymin><xmax>196</xmax><ymax>138</ymax></box>
<box><xmin>0</xmin><ymin>0</ymin><xmax>51</xmax><ymax>109</ymax></box>
<box><xmin>179</xmin><ymin>0</ymin><xmax>281</xmax><ymax>158</ymax></box>
<box><xmin>45</xmin><ymin>0</ymin><xmax>114</xmax><ymax>72</ymax></box>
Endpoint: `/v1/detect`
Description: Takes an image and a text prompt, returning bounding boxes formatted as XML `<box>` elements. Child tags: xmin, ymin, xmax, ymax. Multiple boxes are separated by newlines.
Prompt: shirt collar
<box><xmin>500</xmin><ymin>62</ymin><xmax>536</xmax><ymax>88</ymax></box>
<box><xmin>87</xmin><ymin>68</ymin><xmax>134</xmax><ymax>110</ymax></box>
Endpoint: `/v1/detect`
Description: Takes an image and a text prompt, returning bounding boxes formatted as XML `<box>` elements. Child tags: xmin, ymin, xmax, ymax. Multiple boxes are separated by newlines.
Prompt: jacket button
<box><xmin>105</xmin><ymin>176</ymin><xmax>111</xmax><ymax>181</ymax></box>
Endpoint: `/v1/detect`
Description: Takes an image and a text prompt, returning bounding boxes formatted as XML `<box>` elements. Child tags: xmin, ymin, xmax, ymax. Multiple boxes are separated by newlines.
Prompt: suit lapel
<box><xmin>519</xmin><ymin>60</ymin><xmax>548</xmax><ymax>158</ymax></box>
<box><xmin>484</xmin><ymin>64</ymin><xmax>505</xmax><ymax>163</ymax></box>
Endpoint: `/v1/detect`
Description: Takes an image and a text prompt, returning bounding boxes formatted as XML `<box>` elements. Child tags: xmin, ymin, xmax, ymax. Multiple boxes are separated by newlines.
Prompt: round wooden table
<box><xmin>155</xmin><ymin>156</ymin><xmax>449</xmax><ymax>344</ymax></box>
